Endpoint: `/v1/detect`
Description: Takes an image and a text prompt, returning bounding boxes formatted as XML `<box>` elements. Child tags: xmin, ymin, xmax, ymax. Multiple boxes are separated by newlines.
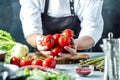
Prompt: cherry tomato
<box><xmin>58</xmin><ymin>35</ymin><xmax>72</xmax><ymax>47</ymax></box>
<box><xmin>62</xmin><ymin>29</ymin><xmax>74</xmax><ymax>37</ymax></box>
<box><xmin>31</xmin><ymin>59</ymin><xmax>43</xmax><ymax>66</ymax></box>
<box><xmin>20</xmin><ymin>59</ymin><xmax>32</xmax><ymax>67</ymax></box>
<box><xmin>10</xmin><ymin>56</ymin><xmax>20</xmax><ymax>66</ymax></box>
<box><xmin>53</xmin><ymin>33</ymin><xmax>60</xmax><ymax>43</ymax></box>
<box><xmin>51</xmin><ymin>45</ymin><xmax>62</xmax><ymax>57</ymax></box>
<box><xmin>41</xmin><ymin>35</ymin><xmax>55</xmax><ymax>48</ymax></box>
<box><xmin>43</xmin><ymin>57</ymin><xmax>56</xmax><ymax>68</ymax></box>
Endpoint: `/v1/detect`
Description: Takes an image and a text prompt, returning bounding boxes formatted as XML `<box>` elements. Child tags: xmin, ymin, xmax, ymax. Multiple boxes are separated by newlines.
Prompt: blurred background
<box><xmin>0</xmin><ymin>0</ymin><xmax>120</xmax><ymax>52</ymax></box>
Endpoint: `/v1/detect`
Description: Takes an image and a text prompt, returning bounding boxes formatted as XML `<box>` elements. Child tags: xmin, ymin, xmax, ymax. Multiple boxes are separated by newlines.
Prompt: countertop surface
<box><xmin>0</xmin><ymin>52</ymin><xmax>105</xmax><ymax>80</ymax></box>
<box><xmin>56</xmin><ymin>52</ymin><xmax>105</xmax><ymax>80</ymax></box>
<box><xmin>57</xmin><ymin>64</ymin><xmax>104</xmax><ymax>80</ymax></box>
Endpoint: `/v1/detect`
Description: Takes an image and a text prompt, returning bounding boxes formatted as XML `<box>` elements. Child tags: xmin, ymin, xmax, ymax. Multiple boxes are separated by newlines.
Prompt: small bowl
<box><xmin>74</xmin><ymin>64</ymin><xmax>94</xmax><ymax>77</ymax></box>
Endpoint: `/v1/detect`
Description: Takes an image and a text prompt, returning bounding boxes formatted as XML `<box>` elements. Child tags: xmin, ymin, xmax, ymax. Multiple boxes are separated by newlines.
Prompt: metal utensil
<box><xmin>101</xmin><ymin>32</ymin><xmax>120</xmax><ymax>80</ymax></box>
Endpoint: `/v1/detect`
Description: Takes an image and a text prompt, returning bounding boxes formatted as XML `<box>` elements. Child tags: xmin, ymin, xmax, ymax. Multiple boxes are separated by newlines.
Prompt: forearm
<box><xmin>26</xmin><ymin>33</ymin><xmax>41</xmax><ymax>48</ymax></box>
<box><xmin>75</xmin><ymin>36</ymin><xmax>94</xmax><ymax>50</ymax></box>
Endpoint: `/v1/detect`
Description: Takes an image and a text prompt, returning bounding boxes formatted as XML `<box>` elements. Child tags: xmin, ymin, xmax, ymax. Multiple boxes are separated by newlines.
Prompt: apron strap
<box><xmin>69</xmin><ymin>0</ymin><xmax>75</xmax><ymax>16</ymax></box>
<box><xmin>44</xmin><ymin>0</ymin><xmax>49</xmax><ymax>14</ymax></box>
<box><xmin>44</xmin><ymin>0</ymin><xmax>75</xmax><ymax>15</ymax></box>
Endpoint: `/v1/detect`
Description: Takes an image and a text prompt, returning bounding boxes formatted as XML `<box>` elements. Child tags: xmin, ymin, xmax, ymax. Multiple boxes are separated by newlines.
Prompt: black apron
<box><xmin>41</xmin><ymin>0</ymin><xmax>92</xmax><ymax>52</ymax></box>
<box><xmin>41</xmin><ymin>0</ymin><xmax>81</xmax><ymax>39</ymax></box>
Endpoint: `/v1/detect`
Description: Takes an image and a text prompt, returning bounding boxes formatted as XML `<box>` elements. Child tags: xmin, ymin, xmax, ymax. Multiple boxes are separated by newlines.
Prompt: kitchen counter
<box><xmin>0</xmin><ymin>52</ymin><xmax>104</xmax><ymax>80</ymax></box>
<box><xmin>56</xmin><ymin>52</ymin><xmax>105</xmax><ymax>80</ymax></box>
<box><xmin>57</xmin><ymin>64</ymin><xmax>104</xmax><ymax>80</ymax></box>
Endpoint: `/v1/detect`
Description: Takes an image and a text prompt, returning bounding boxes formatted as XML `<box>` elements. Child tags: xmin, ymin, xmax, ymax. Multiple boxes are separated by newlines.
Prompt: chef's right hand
<box><xmin>36</xmin><ymin>36</ymin><xmax>52</xmax><ymax>57</ymax></box>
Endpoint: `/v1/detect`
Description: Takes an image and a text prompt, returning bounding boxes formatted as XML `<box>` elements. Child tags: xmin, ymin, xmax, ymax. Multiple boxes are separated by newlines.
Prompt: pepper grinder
<box><xmin>102</xmin><ymin>32</ymin><xmax>119</xmax><ymax>80</ymax></box>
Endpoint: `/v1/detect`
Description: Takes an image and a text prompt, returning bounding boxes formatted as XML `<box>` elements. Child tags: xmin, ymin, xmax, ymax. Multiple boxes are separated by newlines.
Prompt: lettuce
<box><xmin>0</xmin><ymin>30</ymin><xmax>16</xmax><ymax>51</ymax></box>
<box><xmin>0</xmin><ymin>30</ymin><xmax>29</xmax><ymax>63</ymax></box>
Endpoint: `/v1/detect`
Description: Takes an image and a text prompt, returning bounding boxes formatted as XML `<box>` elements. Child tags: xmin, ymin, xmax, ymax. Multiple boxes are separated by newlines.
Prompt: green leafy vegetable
<box><xmin>16</xmin><ymin>68</ymin><xmax>76</xmax><ymax>80</ymax></box>
<box><xmin>0</xmin><ymin>30</ymin><xmax>16</xmax><ymax>51</ymax></box>
<box><xmin>0</xmin><ymin>30</ymin><xmax>29</xmax><ymax>63</ymax></box>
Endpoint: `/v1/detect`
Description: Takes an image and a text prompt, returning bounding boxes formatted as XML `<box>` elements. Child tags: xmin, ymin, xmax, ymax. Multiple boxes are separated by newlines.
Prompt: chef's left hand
<box><xmin>58</xmin><ymin>38</ymin><xmax>77</xmax><ymax>58</ymax></box>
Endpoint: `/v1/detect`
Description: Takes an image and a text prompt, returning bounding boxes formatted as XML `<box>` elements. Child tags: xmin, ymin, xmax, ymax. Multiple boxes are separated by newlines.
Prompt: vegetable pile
<box><xmin>0</xmin><ymin>30</ymin><xmax>29</xmax><ymax>63</ymax></box>
<box><xmin>41</xmin><ymin>29</ymin><xmax>74</xmax><ymax>57</ymax></box>
<box><xmin>0</xmin><ymin>30</ymin><xmax>57</xmax><ymax>69</ymax></box>
<box><xmin>15</xmin><ymin>67</ymin><xmax>76</xmax><ymax>80</ymax></box>
<box><xmin>10</xmin><ymin>56</ymin><xmax>56</xmax><ymax>69</ymax></box>
<box><xmin>79</xmin><ymin>56</ymin><xmax>105</xmax><ymax>72</ymax></box>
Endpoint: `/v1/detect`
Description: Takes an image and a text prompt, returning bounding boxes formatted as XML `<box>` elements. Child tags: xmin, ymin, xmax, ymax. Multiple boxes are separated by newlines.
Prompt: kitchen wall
<box><xmin>93</xmin><ymin>0</ymin><xmax>120</xmax><ymax>51</ymax></box>
<box><xmin>0</xmin><ymin>0</ymin><xmax>120</xmax><ymax>52</ymax></box>
<box><xmin>0</xmin><ymin>0</ymin><xmax>34</xmax><ymax>51</ymax></box>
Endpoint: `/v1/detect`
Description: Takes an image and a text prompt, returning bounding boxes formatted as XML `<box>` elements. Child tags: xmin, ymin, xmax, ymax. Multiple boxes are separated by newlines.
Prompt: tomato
<box><xmin>31</xmin><ymin>59</ymin><xmax>43</xmax><ymax>66</ymax></box>
<box><xmin>62</xmin><ymin>29</ymin><xmax>74</xmax><ymax>37</ymax></box>
<box><xmin>41</xmin><ymin>35</ymin><xmax>55</xmax><ymax>48</ymax></box>
<box><xmin>58</xmin><ymin>35</ymin><xmax>72</xmax><ymax>47</ymax></box>
<box><xmin>53</xmin><ymin>33</ymin><xmax>60</xmax><ymax>43</ymax></box>
<box><xmin>20</xmin><ymin>59</ymin><xmax>32</xmax><ymax>67</ymax></box>
<box><xmin>42</xmin><ymin>57</ymin><xmax>56</xmax><ymax>68</ymax></box>
<box><xmin>51</xmin><ymin>45</ymin><xmax>62</xmax><ymax>57</ymax></box>
<box><xmin>10</xmin><ymin>56</ymin><xmax>20</xmax><ymax>66</ymax></box>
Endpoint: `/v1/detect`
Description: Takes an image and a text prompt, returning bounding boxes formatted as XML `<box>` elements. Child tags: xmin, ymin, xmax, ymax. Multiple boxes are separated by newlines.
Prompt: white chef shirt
<box><xmin>19</xmin><ymin>0</ymin><xmax>104</xmax><ymax>45</ymax></box>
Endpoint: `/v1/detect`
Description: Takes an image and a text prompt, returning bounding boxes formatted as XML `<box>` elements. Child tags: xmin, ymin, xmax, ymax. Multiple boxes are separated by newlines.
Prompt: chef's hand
<box><xmin>36</xmin><ymin>36</ymin><xmax>52</xmax><ymax>57</ymax></box>
<box><xmin>58</xmin><ymin>38</ymin><xmax>77</xmax><ymax>58</ymax></box>
<box><xmin>36</xmin><ymin>36</ymin><xmax>77</xmax><ymax>58</ymax></box>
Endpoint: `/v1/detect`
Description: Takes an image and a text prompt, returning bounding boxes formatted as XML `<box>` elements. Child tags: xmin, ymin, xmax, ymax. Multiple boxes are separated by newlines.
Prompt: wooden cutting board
<box><xmin>56</xmin><ymin>53</ymin><xmax>89</xmax><ymax>64</ymax></box>
<box><xmin>24</xmin><ymin>53</ymin><xmax>89</xmax><ymax>64</ymax></box>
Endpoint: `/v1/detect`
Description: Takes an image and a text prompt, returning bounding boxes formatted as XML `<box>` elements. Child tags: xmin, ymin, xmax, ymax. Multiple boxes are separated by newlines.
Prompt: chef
<box><xmin>19</xmin><ymin>0</ymin><xmax>104</xmax><ymax>57</ymax></box>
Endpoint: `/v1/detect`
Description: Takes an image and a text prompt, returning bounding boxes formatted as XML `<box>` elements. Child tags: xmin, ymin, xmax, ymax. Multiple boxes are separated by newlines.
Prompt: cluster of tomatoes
<box><xmin>41</xmin><ymin>29</ymin><xmax>74</xmax><ymax>57</ymax></box>
<box><xmin>10</xmin><ymin>29</ymin><xmax>74</xmax><ymax>69</ymax></box>
<box><xmin>10</xmin><ymin>56</ymin><xmax>56</xmax><ymax>68</ymax></box>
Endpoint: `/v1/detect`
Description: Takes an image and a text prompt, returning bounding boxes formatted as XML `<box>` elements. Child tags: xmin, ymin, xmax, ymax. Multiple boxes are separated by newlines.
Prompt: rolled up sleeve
<box><xmin>78</xmin><ymin>0</ymin><xmax>104</xmax><ymax>45</ymax></box>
